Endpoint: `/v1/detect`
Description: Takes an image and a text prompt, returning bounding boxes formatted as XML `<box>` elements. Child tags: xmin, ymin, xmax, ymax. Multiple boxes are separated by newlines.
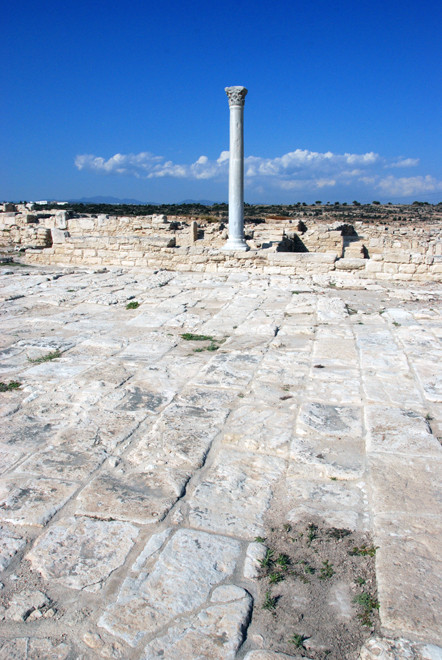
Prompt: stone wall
<box><xmin>1</xmin><ymin>204</ymin><xmax>440</xmax><ymax>281</ymax></box>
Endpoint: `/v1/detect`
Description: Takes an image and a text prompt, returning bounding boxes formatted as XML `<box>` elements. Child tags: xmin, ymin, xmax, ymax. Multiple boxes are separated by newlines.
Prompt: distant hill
<box><xmin>181</xmin><ymin>199</ymin><xmax>219</xmax><ymax>205</ymax></box>
<box><xmin>70</xmin><ymin>196</ymin><xmax>158</xmax><ymax>205</ymax></box>
<box><xmin>69</xmin><ymin>196</ymin><xmax>222</xmax><ymax>206</ymax></box>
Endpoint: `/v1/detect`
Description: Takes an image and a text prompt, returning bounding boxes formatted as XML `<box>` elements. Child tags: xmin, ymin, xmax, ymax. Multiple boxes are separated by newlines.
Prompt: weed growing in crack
<box><xmin>28</xmin><ymin>350</ymin><xmax>62</xmax><ymax>364</ymax></box>
<box><xmin>254</xmin><ymin>536</ymin><xmax>266</xmax><ymax>543</ymax></box>
<box><xmin>182</xmin><ymin>333</ymin><xmax>225</xmax><ymax>352</ymax></box>
<box><xmin>289</xmin><ymin>633</ymin><xmax>308</xmax><ymax>649</ymax></box>
<box><xmin>258</xmin><ymin>549</ymin><xmax>274</xmax><ymax>568</ymax></box>
<box><xmin>126</xmin><ymin>301</ymin><xmax>140</xmax><ymax>309</ymax></box>
<box><xmin>181</xmin><ymin>333</ymin><xmax>215</xmax><ymax>341</ymax></box>
<box><xmin>0</xmin><ymin>381</ymin><xmax>21</xmax><ymax>392</ymax></box>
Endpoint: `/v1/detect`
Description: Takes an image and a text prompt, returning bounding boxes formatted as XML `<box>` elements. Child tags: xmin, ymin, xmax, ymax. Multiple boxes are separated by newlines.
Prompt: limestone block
<box><xmin>0</xmin><ymin>638</ymin><xmax>71</xmax><ymax>658</ymax></box>
<box><xmin>386</xmin><ymin>252</ymin><xmax>411</xmax><ymax>263</ymax></box>
<box><xmin>392</xmin><ymin>273</ymin><xmax>413</xmax><ymax>281</ymax></box>
<box><xmin>1</xmin><ymin>214</ymin><xmax>17</xmax><ymax>227</ymax></box>
<box><xmin>364</xmin><ymin>260</ymin><xmax>383</xmax><ymax>273</ymax></box>
<box><xmin>373</xmin><ymin>514</ymin><xmax>442</xmax><ymax>645</ymax></box>
<box><xmin>0</xmin><ymin>477</ymin><xmax>77</xmax><ymax>526</ymax></box>
<box><xmin>142</xmin><ymin>586</ymin><xmax>252</xmax><ymax>659</ymax></box>
<box><xmin>151</xmin><ymin>214</ymin><xmax>168</xmax><ymax>225</ymax></box>
<box><xmin>187</xmin><ymin>450</ymin><xmax>286</xmax><ymax>537</ymax></box>
<box><xmin>55</xmin><ymin>210</ymin><xmax>68</xmax><ymax>229</ymax></box>
<box><xmin>0</xmin><ymin>525</ymin><xmax>26</xmax><ymax>570</ymax></box>
<box><xmin>76</xmin><ymin>217</ymin><xmax>95</xmax><ymax>231</ymax></box>
<box><xmin>243</xmin><ymin>542</ymin><xmax>267</xmax><ymax>578</ymax></box>
<box><xmin>99</xmin><ymin>528</ymin><xmax>242</xmax><ymax>646</ymax></box>
<box><xmin>26</xmin><ymin>517</ymin><xmax>139</xmax><ymax>590</ymax></box>
<box><xmin>335</xmin><ymin>258</ymin><xmax>366</xmax><ymax>270</ymax></box>
<box><xmin>383</xmin><ymin>262</ymin><xmax>399</xmax><ymax>274</ymax></box>
<box><xmin>51</xmin><ymin>228</ymin><xmax>69</xmax><ymax>244</ymax></box>
<box><xmin>190</xmin><ymin>220</ymin><xmax>198</xmax><ymax>243</ymax></box>
<box><xmin>359</xmin><ymin>637</ymin><xmax>442</xmax><ymax>660</ymax></box>
<box><xmin>399</xmin><ymin>263</ymin><xmax>417</xmax><ymax>274</ymax></box>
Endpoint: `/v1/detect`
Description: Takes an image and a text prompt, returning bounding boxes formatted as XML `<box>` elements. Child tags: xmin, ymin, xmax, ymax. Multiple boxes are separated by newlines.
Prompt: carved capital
<box><xmin>225</xmin><ymin>86</ymin><xmax>248</xmax><ymax>107</ymax></box>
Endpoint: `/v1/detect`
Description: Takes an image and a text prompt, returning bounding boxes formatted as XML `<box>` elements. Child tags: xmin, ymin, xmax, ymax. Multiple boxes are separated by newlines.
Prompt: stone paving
<box><xmin>0</xmin><ymin>264</ymin><xmax>441</xmax><ymax>659</ymax></box>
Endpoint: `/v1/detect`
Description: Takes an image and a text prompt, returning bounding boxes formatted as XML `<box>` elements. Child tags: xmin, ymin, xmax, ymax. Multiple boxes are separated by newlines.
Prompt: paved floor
<box><xmin>0</xmin><ymin>264</ymin><xmax>441</xmax><ymax>659</ymax></box>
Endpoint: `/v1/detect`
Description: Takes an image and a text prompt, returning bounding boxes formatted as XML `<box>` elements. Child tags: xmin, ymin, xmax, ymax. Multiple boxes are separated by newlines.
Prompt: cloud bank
<box><xmin>75</xmin><ymin>148</ymin><xmax>442</xmax><ymax>198</ymax></box>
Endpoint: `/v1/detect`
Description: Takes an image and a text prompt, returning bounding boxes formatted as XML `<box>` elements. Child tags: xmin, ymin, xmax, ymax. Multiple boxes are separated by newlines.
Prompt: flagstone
<box><xmin>99</xmin><ymin>528</ymin><xmax>241</xmax><ymax>646</ymax></box>
<box><xmin>142</xmin><ymin>586</ymin><xmax>253</xmax><ymax>660</ymax></box>
<box><xmin>0</xmin><ymin>477</ymin><xmax>77</xmax><ymax>526</ymax></box>
<box><xmin>26</xmin><ymin>517</ymin><xmax>138</xmax><ymax>590</ymax></box>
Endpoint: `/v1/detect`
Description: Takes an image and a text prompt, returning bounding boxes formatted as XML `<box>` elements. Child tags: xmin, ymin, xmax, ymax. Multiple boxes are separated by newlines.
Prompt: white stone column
<box><xmin>223</xmin><ymin>86</ymin><xmax>249</xmax><ymax>251</ymax></box>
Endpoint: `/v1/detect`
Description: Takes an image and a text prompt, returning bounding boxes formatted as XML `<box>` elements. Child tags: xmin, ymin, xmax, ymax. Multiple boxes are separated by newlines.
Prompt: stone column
<box><xmin>223</xmin><ymin>86</ymin><xmax>249</xmax><ymax>251</ymax></box>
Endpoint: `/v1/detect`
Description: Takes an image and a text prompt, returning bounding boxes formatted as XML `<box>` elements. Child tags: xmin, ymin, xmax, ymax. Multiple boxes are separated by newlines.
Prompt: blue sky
<box><xmin>2</xmin><ymin>0</ymin><xmax>441</xmax><ymax>204</ymax></box>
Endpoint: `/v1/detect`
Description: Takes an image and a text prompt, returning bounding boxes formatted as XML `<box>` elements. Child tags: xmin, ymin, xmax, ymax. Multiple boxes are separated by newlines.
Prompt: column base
<box><xmin>222</xmin><ymin>237</ymin><xmax>250</xmax><ymax>252</ymax></box>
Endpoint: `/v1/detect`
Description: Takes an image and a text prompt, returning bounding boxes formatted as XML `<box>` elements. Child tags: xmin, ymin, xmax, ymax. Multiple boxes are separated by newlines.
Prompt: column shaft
<box><xmin>223</xmin><ymin>86</ymin><xmax>249</xmax><ymax>251</ymax></box>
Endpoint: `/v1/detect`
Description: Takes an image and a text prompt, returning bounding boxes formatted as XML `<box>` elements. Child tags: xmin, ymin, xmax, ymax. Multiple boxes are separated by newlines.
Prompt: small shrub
<box><xmin>126</xmin><ymin>301</ymin><xmax>140</xmax><ymax>309</ymax></box>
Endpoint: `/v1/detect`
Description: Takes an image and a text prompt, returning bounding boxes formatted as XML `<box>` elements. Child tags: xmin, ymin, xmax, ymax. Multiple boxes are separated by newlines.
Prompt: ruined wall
<box><xmin>1</xmin><ymin>204</ymin><xmax>441</xmax><ymax>281</ymax></box>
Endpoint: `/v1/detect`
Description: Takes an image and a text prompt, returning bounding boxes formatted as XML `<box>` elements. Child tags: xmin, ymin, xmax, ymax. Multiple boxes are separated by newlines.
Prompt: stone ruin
<box><xmin>0</xmin><ymin>202</ymin><xmax>441</xmax><ymax>281</ymax></box>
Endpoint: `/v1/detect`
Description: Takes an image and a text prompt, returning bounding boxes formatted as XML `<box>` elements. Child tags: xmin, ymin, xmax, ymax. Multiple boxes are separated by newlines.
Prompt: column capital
<box><xmin>225</xmin><ymin>86</ymin><xmax>248</xmax><ymax>107</ymax></box>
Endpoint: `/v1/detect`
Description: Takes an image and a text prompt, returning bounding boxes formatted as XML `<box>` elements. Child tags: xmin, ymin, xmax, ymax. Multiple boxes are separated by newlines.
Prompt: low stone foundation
<box><xmin>1</xmin><ymin>204</ymin><xmax>441</xmax><ymax>281</ymax></box>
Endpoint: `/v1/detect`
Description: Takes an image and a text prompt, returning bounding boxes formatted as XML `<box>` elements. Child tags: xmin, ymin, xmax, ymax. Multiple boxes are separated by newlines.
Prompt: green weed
<box><xmin>319</xmin><ymin>560</ymin><xmax>335</xmax><ymax>579</ymax></box>
<box><xmin>258</xmin><ymin>548</ymin><xmax>274</xmax><ymax>568</ymax></box>
<box><xmin>354</xmin><ymin>591</ymin><xmax>379</xmax><ymax>626</ymax></box>
<box><xmin>125</xmin><ymin>301</ymin><xmax>140</xmax><ymax>309</ymax></box>
<box><xmin>327</xmin><ymin>528</ymin><xmax>351</xmax><ymax>540</ymax></box>
<box><xmin>349</xmin><ymin>545</ymin><xmax>378</xmax><ymax>557</ymax></box>
<box><xmin>275</xmin><ymin>553</ymin><xmax>290</xmax><ymax>569</ymax></box>
<box><xmin>0</xmin><ymin>381</ymin><xmax>22</xmax><ymax>392</ymax></box>
<box><xmin>181</xmin><ymin>333</ymin><xmax>215</xmax><ymax>341</ymax></box>
<box><xmin>262</xmin><ymin>590</ymin><xmax>277</xmax><ymax>611</ymax></box>
<box><xmin>307</xmin><ymin>523</ymin><xmax>318</xmax><ymax>545</ymax></box>
<box><xmin>289</xmin><ymin>633</ymin><xmax>308</xmax><ymax>649</ymax></box>
<box><xmin>28</xmin><ymin>350</ymin><xmax>62</xmax><ymax>364</ymax></box>
<box><xmin>269</xmin><ymin>572</ymin><xmax>285</xmax><ymax>584</ymax></box>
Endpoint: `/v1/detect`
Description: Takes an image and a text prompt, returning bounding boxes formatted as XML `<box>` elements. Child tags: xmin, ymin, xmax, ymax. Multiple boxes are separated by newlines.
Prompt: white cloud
<box><xmin>74</xmin><ymin>148</ymin><xmax>438</xmax><ymax>198</ymax></box>
<box><xmin>376</xmin><ymin>175</ymin><xmax>442</xmax><ymax>196</ymax></box>
<box><xmin>388</xmin><ymin>157</ymin><xmax>420</xmax><ymax>168</ymax></box>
